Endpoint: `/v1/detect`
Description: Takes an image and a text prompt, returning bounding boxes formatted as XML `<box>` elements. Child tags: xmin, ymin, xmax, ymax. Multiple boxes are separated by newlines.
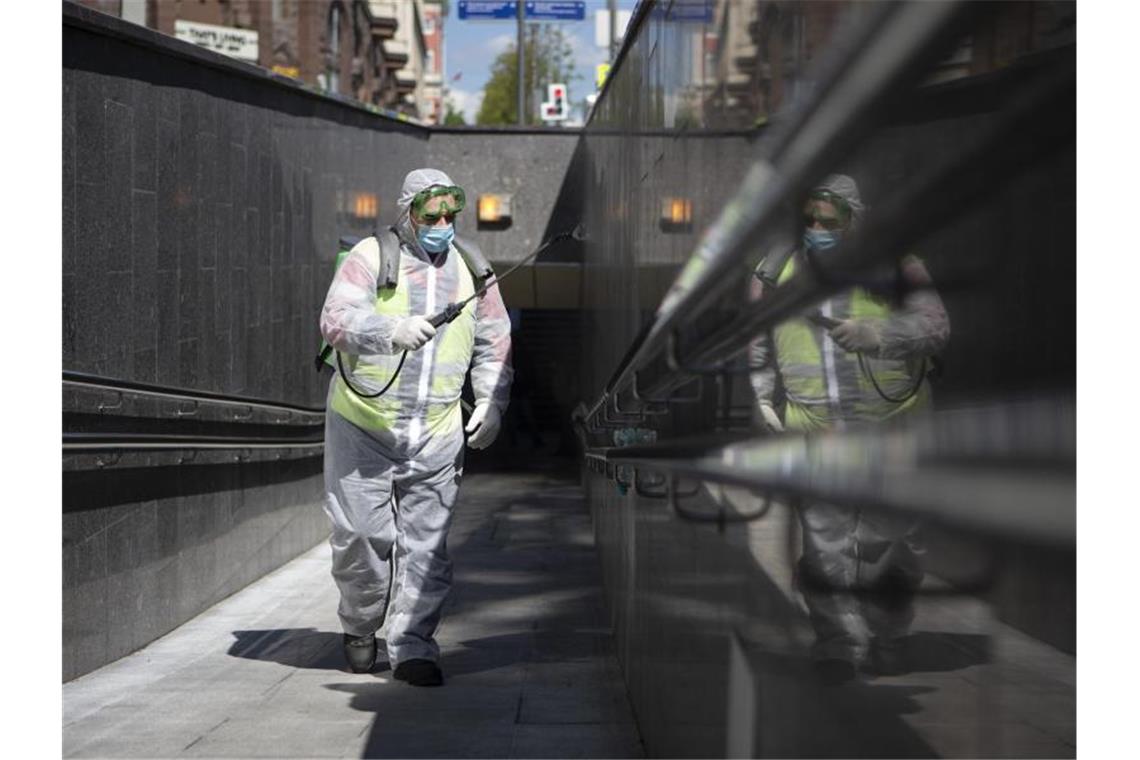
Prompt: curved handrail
<box><xmin>63</xmin><ymin>371</ymin><xmax>326</xmax><ymax>417</ymax></box>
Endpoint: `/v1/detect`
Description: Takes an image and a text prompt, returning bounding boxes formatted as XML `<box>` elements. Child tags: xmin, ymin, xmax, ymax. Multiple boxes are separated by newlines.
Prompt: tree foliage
<box><xmin>476</xmin><ymin>25</ymin><xmax>577</xmax><ymax>125</ymax></box>
<box><xmin>442</xmin><ymin>98</ymin><xmax>466</xmax><ymax>126</ymax></box>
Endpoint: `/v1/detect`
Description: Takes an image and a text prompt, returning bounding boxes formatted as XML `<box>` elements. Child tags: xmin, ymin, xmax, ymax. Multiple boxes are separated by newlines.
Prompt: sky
<box><xmin>440</xmin><ymin>0</ymin><xmax>639</xmax><ymax>124</ymax></box>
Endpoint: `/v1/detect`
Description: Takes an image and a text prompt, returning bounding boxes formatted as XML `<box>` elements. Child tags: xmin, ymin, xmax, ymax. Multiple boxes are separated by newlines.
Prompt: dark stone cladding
<box><xmin>61</xmin><ymin>1</ymin><xmax>591</xmax><ymax>680</ymax></box>
<box><xmin>575</xmin><ymin>5</ymin><xmax>1075</xmax><ymax>758</ymax></box>
<box><xmin>63</xmin><ymin>10</ymin><xmax>426</xmax><ymax>681</ymax></box>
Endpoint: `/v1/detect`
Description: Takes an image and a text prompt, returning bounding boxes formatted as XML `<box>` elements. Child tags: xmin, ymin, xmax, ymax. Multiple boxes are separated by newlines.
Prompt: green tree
<box><xmin>442</xmin><ymin>98</ymin><xmax>467</xmax><ymax>126</ymax></box>
<box><xmin>476</xmin><ymin>25</ymin><xmax>577</xmax><ymax>125</ymax></box>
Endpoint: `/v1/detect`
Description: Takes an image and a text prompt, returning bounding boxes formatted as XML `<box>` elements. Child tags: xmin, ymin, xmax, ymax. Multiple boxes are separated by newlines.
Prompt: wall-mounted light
<box><xmin>477</xmin><ymin>193</ymin><xmax>512</xmax><ymax>229</ymax></box>
<box><xmin>660</xmin><ymin>197</ymin><xmax>693</xmax><ymax>232</ymax></box>
<box><xmin>352</xmin><ymin>192</ymin><xmax>378</xmax><ymax>220</ymax></box>
<box><xmin>662</xmin><ymin>197</ymin><xmax>692</xmax><ymax>225</ymax></box>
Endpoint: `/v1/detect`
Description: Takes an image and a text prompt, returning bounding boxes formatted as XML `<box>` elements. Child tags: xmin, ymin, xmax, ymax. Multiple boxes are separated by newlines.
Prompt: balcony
<box><xmin>395</xmin><ymin>70</ymin><xmax>416</xmax><ymax>93</ymax></box>
<box><xmin>725</xmin><ymin>70</ymin><xmax>751</xmax><ymax>93</ymax></box>
<box><xmin>733</xmin><ymin>41</ymin><xmax>758</xmax><ymax>72</ymax></box>
<box><xmin>383</xmin><ymin>38</ymin><xmax>409</xmax><ymax>67</ymax></box>
<box><xmin>369</xmin><ymin>0</ymin><xmax>398</xmax><ymax>38</ymax></box>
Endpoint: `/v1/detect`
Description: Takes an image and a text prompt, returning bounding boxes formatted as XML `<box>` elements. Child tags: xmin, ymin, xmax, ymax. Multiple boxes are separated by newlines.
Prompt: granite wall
<box><xmin>578</xmin><ymin>2</ymin><xmax>1076</xmax><ymax>755</ymax></box>
<box><xmin>61</xmin><ymin>3</ymin><xmax>582</xmax><ymax>680</ymax></box>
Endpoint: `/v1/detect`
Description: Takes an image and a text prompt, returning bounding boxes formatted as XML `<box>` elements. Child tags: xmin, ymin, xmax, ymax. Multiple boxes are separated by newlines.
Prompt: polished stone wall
<box><xmin>62</xmin><ymin>6</ymin><xmax>428</xmax><ymax>680</ymax></box>
<box><xmin>63</xmin><ymin>458</ymin><xmax>325</xmax><ymax>682</ymax></box>
<box><xmin>426</xmin><ymin>130</ymin><xmax>582</xmax><ymax>265</ymax></box>
<box><xmin>63</xmin><ymin>7</ymin><xmax>429</xmax><ymax>410</ymax></box>
<box><xmin>61</xmin><ymin>4</ymin><xmax>586</xmax><ymax>680</ymax></box>
<box><xmin>62</xmin><ymin>5</ymin><xmax>584</xmax><ymax>409</ymax></box>
<box><xmin>578</xmin><ymin>2</ymin><xmax>1075</xmax><ymax>756</ymax></box>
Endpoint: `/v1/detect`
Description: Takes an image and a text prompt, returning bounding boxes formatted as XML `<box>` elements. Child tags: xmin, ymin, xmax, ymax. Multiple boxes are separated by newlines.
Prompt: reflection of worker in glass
<box><xmin>320</xmin><ymin>169</ymin><xmax>513</xmax><ymax>686</ymax></box>
<box><xmin>748</xmin><ymin>174</ymin><xmax>950</xmax><ymax>684</ymax></box>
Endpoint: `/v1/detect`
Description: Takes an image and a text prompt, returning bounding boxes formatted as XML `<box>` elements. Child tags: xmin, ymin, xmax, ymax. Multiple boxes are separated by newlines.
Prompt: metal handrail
<box><xmin>63</xmin><ymin>432</ymin><xmax>323</xmax><ymax>452</ymax></box>
<box><xmin>63</xmin><ymin>371</ymin><xmax>326</xmax><ymax>417</ymax></box>
<box><xmin>587</xmin><ymin>398</ymin><xmax>1074</xmax><ymax>547</ymax></box>
<box><xmin>641</xmin><ymin>50</ymin><xmax>1075</xmax><ymax>400</ymax></box>
<box><xmin>583</xmin><ymin>1</ymin><xmax>978</xmax><ymax>428</ymax></box>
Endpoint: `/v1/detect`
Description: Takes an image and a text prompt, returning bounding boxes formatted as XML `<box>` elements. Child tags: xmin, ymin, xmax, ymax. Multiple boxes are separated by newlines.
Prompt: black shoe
<box><xmin>393</xmin><ymin>658</ymin><xmax>444</xmax><ymax>687</ymax></box>
<box><xmin>343</xmin><ymin>633</ymin><xmax>377</xmax><ymax>673</ymax></box>
<box><xmin>813</xmin><ymin>658</ymin><xmax>857</xmax><ymax>686</ymax></box>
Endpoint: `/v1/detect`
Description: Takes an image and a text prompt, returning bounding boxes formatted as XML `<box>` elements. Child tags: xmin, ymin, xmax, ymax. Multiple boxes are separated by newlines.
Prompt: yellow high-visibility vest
<box><xmin>772</xmin><ymin>256</ymin><xmax>929</xmax><ymax>432</ymax></box>
<box><xmin>330</xmin><ymin>253</ymin><xmax>477</xmax><ymax>437</ymax></box>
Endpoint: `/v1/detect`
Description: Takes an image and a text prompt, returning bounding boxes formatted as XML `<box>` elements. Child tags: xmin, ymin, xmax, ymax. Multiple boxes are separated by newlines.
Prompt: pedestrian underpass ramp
<box><xmin>64</xmin><ymin>472</ymin><xmax>644</xmax><ymax>759</ymax></box>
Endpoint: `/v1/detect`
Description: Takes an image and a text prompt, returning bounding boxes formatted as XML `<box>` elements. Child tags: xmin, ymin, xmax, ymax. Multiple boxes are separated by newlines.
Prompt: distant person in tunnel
<box><xmin>748</xmin><ymin>174</ymin><xmax>950</xmax><ymax>685</ymax></box>
<box><xmin>319</xmin><ymin>169</ymin><xmax>513</xmax><ymax>686</ymax></box>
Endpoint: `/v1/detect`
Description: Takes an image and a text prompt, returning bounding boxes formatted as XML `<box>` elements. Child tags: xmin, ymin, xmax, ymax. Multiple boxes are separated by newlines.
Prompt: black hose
<box><xmin>329</xmin><ymin>226</ymin><xmax>581</xmax><ymax>402</ymax></box>
<box><xmin>857</xmin><ymin>352</ymin><xmax>926</xmax><ymax>404</ymax></box>
<box><xmin>335</xmin><ymin>349</ymin><xmax>407</xmax><ymax>399</ymax></box>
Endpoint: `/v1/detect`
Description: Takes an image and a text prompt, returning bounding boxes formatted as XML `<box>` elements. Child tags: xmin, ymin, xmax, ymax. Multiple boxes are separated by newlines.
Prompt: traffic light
<box><xmin>541</xmin><ymin>83</ymin><xmax>568</xmax><ymax>122</ymax></box>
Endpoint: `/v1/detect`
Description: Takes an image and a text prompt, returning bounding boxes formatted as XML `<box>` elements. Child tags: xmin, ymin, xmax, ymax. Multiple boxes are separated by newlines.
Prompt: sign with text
<box><xmin>457</xmin><ymin>1</ymin><xmax>517</xmax><ymax>20</ymax></box>
<box><xmin>174</xmin><ymin>20</ymin><xmax>259</xmax><ymax>62</ymax></box>
<box><xmin>458</xmin><ymin>1</ymin><xmax>585</xmax><ymax>21</ymax></box>
<box><xmin>525</xmin><ymin>1</ymin><xmax>585</xmax><ymax>21</ymax></box>
<box><xmin>658</xmin><ymin>0</ymin><xmax>714</xmax><ymax>23</ymax></box>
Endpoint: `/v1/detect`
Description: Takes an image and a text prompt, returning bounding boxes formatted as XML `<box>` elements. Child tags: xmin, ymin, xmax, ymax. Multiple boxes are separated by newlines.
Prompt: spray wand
<box><xmin>426</xmin><ymin>225</ymin><xmax>584</xmax><ymax>327</ymax></box>
<box><xmin>336</xmin><ymin>225</ymin><xmax>584</xmax><ymax>400</ymax></box>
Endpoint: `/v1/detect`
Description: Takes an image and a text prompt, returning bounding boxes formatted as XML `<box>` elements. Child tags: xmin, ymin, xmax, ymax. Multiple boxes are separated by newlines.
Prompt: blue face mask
<box><xmin>803</xmin><ymin>228</ymin><xmax>841</xmax><ymax>251</ymax></box>
<box><xmin>417</xmin><ymin>224</ymin><xmax>454</xmax><ymax>254</ymax></box>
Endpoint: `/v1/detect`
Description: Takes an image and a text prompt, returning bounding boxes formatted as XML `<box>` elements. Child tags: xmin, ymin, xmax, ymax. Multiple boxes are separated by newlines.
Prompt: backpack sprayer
<box><xmin>333</xmin><ymin>225</ymin><xmax>585</xmax><ymax>401</ymax></box>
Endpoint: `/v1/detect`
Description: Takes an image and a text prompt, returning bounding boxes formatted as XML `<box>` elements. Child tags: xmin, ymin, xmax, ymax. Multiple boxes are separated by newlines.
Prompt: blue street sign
<box><xmin>458</xmin><ymin>0</ymin><xmax>586</xmax><ymax>22</ymax></box>
<box><xmin>458</xmin><ymin>1</ymin><xmax>518</xmax><ymax>20</ymax></box>
<box><xmin>657</xmin><ymin>0</ymin><xmax>714</xmax><ymax>23</ymax></box>
<box><xmin>524</xmin><ymin>1</ymin><xmax>586</xmax><ymax>21</ymax></box>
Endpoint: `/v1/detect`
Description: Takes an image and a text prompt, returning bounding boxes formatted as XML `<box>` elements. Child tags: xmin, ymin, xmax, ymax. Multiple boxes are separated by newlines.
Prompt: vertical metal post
<box><xmin>609</xmin><ymin>0</ymin><xmax>618</xmax><ymax>60</ymax></box>
<box><xmin>517</xmin><ymin>0</ymin><xmax>525</xmax><ymax>125</ymax></box>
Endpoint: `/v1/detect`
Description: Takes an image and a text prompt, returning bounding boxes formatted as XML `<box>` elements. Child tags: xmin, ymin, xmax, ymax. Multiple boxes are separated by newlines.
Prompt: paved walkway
<box><xmin>64</xmin><ymin>471</ymin><xmax>644</xmax><ymax>759</ymax></box>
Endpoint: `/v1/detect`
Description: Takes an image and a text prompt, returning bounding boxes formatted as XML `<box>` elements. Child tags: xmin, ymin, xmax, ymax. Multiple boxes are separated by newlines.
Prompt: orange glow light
<box><xmin>478</xmin><ymin>195</ymin><xmax>502</xmax><ymax>223</ymax></box>
<box><xmin>662</xmin><ymin>197</ymin><xmax>692</xmax><ymax>225</ymax></box>
<box><xmin>353</xmin><ymin>193</ymin><xmax>378</xmax><ymax>219</ymax></box>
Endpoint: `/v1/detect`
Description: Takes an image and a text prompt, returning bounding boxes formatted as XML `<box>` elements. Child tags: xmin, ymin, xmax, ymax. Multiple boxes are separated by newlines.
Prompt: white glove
<box><xmin>391</xmin><ymin>316</ymin><xmax>437</xmax><ymax>351</ymax></box>
<box><xmin>829</xmin><ymin>318</ymin><xmax>882</xmax><ymax>354</ymax></box>
<box><xmin>465</xmin><ymin>402</ymin><xmax>502</xmax><ymax>449</ymax></box>
<box><xmin>754</xmin><ymin>402</ymin><xmax>784</xmax><ymax>434</ymax></box>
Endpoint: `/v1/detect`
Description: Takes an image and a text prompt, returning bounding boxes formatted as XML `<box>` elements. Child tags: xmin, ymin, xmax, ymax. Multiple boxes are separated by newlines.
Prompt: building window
<box><xmin>423</xmin><ymin>14</ymin><xmax>435</xmax><ymax>34</ymax></box>
<box><xmin>426</xmin><ymin>49</ymin><xmax>436</xmax><ymax>74</ymax></box>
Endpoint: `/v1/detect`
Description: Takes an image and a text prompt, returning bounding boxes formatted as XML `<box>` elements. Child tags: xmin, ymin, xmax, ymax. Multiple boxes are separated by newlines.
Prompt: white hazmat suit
<box><xmin>319</xmin><ymin>169</ymin><xmax>513</xmax><ymax>669</ymax></box>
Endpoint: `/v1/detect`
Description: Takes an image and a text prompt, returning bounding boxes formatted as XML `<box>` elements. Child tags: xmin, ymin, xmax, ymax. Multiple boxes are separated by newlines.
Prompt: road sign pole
<box><xmin>609</xmin><ymin>0</ymin><xmax>617</xmax><ymax>59</ymax></box>
<box><xmin>516</xmin><ymin>1</ymin><xmax>525</xmax><ymax>125</ymax></box>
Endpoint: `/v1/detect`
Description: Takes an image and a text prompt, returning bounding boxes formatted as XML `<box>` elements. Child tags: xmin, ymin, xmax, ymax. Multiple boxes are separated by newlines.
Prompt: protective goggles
<box><xmin>803</xmin><ymin>190</ymin><xmax>852</xmax><ymax>231</ymax></box>
<box><xmin>411</xmin><ymin>185</ymin><xmax>466</xmax><ymax>224</ymax></box>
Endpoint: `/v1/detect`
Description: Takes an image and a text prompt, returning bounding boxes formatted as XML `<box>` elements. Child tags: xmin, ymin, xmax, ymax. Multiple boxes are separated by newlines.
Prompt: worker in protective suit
<box><xmin>749</xmin><ymin>174</ymin><xmax>950</xmax><ymax>685</ymax></box>
<box><xmin>319</xmin><ymin>169</ymin><xmax>512</xmax><ymax>686</ymax></box>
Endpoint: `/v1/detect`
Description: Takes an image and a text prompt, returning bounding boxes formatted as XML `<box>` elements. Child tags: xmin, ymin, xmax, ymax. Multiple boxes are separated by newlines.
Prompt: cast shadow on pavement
<box><xmin>228</xmin><ymin>628</ymin><xmax>391</xmax><ymax>674</ymax></box>
<box><xmin>894</xmin><ymin>631</ymin><xmax>992</xmax><ymax>674</ymax></box>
